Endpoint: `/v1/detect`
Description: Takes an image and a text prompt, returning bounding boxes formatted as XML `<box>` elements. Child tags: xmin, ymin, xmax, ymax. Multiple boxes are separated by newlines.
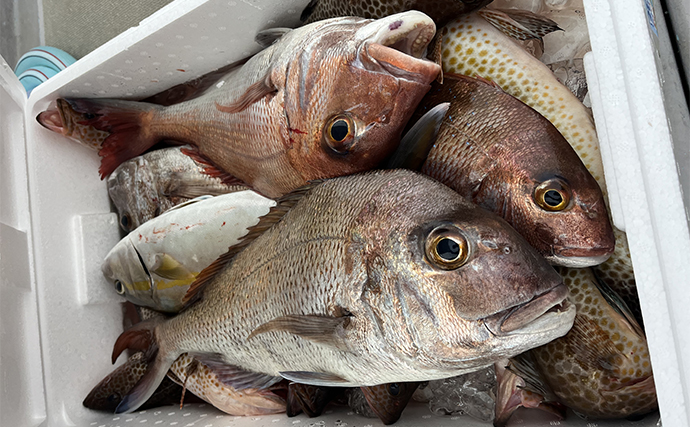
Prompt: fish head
<box><xmin>108</xmin><ymin>157</ymin><xmax>162</xmax><ymax>232</ymax></box>
<box><xmin>36</xmin><ymin>98</ymin><xmax>109</xmax><ymax>149</ymax></box>
<box><xmin>356</xmin><ymin>176</ymin><xmax>575</xmax><ymax>370</ymax></box>
<box><xmin>102</xmin><ymin>240</ymin><xmax>156</xmax><ymax>308</ymax></box>
<box><xmin>503</xmin><ymin>147</ymin><xmax>615</xmax><ymax>268</ymax></box>
<box><xmin>281</xmin><ymin>12</ymin><xmax>441</xmax><ymax>180</ymax></box>
<box><xmin>83</xmin><ymin>352</ymin><xmax>147</xmax><ymax>411</ymax></box>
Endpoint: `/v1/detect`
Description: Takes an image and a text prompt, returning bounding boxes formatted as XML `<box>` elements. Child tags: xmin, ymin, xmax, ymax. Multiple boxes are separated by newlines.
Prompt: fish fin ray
<box><xmin>591</xmin><ymin>268</ymin><xmax>645</xmax><ymax>337</ymax></box>
<box><xmin>112</xmin><ymin>320</ymin><xmax>159</xmax><ymax>364</ymax></box>
<box><xmin>248</xmin><ymin>315</ymin><xmax>350</xmax><ymax>350</ymax></box>
<box><xmin>192</xmin><ymin>353</ymin><xmax>283</xmax><ymax>390</ymax></box>
<box><xmin>279</xmin><ymin>371</ymin><xmax>352</xmax><ymax>387</ymax></box>
<box><xmin>215</xmin><ymin>75</ymin><xmax>277</xmax><ymax>114</ymax></box>
<box><xmin>478</xmin><ymin>9</ymin><xmax>561</xmax><ymax>41</ymax></box>
<box><xmin>165</xmin><ymin>173</ymin><xmax>248</xmax><ymax>199</ymax></box>
<box><xmin>179</xmin><ymin>146</ymin><xmax>248</xmax><ymax>188</ymax></box>
<box><xmin>181</xmin><ymin>183</ymin><xmax>320</xmax><ymax>308</ymax></box>
<box><xmin>60</xmin><ymin>98</ymin><xmax>163</xmax><ymax>178</ymax></box>
<box><xmin>115</xmin><ymin>350</ymin><xmax>176</xmax><ymax>413</ymax></box>
<box><xmin>255</xmin><ymin>28</ymin><xmax>292</xmax><ymax>48</ymax></box>
<box><xmin>385</xmin><ymin>102</ymin><xmax>449</xmax><ymax>170</ymax></box>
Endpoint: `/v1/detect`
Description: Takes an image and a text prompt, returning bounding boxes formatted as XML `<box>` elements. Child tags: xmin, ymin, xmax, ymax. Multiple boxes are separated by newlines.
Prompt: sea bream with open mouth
<box><xmin>37</xmin><ymin>12</ymin><xmax>441</xmax><ymax>198</ymax></box>
<box><xmin>110</xmin><ymin>170</ymin><xmax>575</xmax><ymax>414</ymax></box>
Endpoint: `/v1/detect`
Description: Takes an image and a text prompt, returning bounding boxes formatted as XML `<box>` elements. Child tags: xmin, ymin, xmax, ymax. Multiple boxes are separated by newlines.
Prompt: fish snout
<box><xmin>484</xmin><ymin>283</ymin><xmax>573</xmax><ymax>336</ymax></box>
<box><xmin>359</xmin><ymin>12</ymin><xmax>441</xmax><ymax>84</ymax></box>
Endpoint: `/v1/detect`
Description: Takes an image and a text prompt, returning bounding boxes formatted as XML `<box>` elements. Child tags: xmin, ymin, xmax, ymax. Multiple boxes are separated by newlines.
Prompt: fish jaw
<box><xmin>355</xmin><ymin>11</ymin><xmax>440</xmax><ymax>82</ymax></box>
<box><xmin>484</xmin><ymin>284</ymin><xmax>574</xmax><ymax>336</ymax></box>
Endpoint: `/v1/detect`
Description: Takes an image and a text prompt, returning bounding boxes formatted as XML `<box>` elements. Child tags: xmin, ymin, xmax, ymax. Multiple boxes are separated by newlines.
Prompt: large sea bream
<box><xmin>112</xmin><ymin>170</ymin><xmax>575</xmax><ymax>413</ymax></box>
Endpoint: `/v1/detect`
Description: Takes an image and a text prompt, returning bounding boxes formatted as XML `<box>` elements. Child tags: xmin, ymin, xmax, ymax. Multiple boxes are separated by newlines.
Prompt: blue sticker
<box><xmin>644</xmin><ymin>0</ymin><xmax>658</xmax><ymax>37</ymax></box>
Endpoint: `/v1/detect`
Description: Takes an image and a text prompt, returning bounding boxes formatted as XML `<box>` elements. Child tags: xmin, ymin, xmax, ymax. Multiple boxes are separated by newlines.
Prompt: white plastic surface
<box><xmin>584</xmin><ymin>0</ymin><xmax>690</xmax><ymax>425</ymax></box>
<box><xmin>0</xmin><ymin>0</ymin><xmax>688</xmax><ymax>426</ymax></box>
<box><xmin>0</xmin><ymin>56</ymin><xmax>46</xmax><ymax>426</ymax></box>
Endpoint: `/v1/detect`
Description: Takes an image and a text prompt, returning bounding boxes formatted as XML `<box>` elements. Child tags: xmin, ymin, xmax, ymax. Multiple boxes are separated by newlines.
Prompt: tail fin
<box><xmin>61</xmin><ymin>98</ymin><xmax>163</xmax><ymax>179</ymax></box>
<box><xmin>110</xmin><ymin>319</ymin><xmax>176</xmax><ymax>414</ymax></box>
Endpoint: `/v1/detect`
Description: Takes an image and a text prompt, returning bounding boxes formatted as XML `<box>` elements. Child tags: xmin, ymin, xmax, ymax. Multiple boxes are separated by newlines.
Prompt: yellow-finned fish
<box><xmin>102</xmin><ymin>191</ymin><xmax>275</xmax><ymax>312</ymax></box>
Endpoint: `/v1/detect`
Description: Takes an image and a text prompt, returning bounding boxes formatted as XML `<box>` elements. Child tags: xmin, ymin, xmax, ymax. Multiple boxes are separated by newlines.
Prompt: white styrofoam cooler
<box><xmin>0</xmin><ymin>0</ymin><xmax>688</xmax><ymax>426</ymax></box>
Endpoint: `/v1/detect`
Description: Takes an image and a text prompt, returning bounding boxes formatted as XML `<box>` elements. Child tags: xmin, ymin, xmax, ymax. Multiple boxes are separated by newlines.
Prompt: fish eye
<box><xmin>114</xmin><ymin>280</ymin><xmax>125</xmax><ymax>295</ymax></box>
<box><xmin>425</xmin><ymin>227</ymin><xmax>469</xmax><ymax>270</ymax></box>
<box><xmin>324</xmin><ymin>114</ymin><xmax>355</xmax><ymax>154</ymax></box>
<box><xmin>388</xmin><ymin>383</ymin><xmax>401</xmax><ymax>396</ymax></box>
<box><xmin>120</xmin><ymin>213</ymin><xmax>131</xmax><ymax>231</ymax></box>
<box><xmin>534</xmin><ymin>179</ymin><xmax>571</xmax><ymax>211</ymax></box>
<box><xmin>106</xmin><ymin>393</ymin><xmax>121</xmax><ymax>403</ymax></box>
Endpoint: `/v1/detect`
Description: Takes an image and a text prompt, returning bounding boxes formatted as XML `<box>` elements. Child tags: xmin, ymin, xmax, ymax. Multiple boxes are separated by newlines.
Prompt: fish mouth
<box><xmin>361</xmin><ymin>12</ymin><xmax>441</xmax><ymax>83</ymax></box>
<box><xmin>547</xmin><ymin>246</ymin><xmax>613</xmax><ymax>268</ymax></box>
<box><xmin>484</xmin><ymin>284</ymin><xmax>575</xmax><ymax>336</ymax></box>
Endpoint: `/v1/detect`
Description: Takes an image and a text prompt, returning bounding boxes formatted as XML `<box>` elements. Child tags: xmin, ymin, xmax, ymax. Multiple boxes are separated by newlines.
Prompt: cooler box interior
<box><xmin>0</xmin><ymin>0</ymin><xmax>688</xmax><ymax>426</ymax></box>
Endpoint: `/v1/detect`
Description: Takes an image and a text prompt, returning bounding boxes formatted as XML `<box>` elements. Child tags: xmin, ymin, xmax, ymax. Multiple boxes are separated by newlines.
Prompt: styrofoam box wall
<box><xmin>0</xmin><ymin>0</ymin><xmax>688</xmax><ymax>426</ymax></box>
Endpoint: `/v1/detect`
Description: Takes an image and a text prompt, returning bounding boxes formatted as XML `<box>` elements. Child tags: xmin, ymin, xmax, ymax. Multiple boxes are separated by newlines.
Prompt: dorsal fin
<box><xmin>181</xmin><ymin>181</ymin><xmax>323</xmax><ymax>308</ymax></box>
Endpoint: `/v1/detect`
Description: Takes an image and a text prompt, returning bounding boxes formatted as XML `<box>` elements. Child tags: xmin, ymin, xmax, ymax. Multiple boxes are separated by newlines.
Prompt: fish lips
<box><xmin>483</xmin><ymin>283</ymin><xmax>574</xmax><ymax>336</ymax></box>
<box><xmin>358</xmin><ymin>12</ymin><xmax>441</xmax><ymax>84</ymax></box>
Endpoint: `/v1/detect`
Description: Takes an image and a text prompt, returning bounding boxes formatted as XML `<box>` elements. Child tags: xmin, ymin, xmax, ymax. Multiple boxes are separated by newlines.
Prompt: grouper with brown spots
<box><xmin>407</xmin><ymin>74</ymin><xmax>614</xmax><ymax>267</ymax></box>
<box><xmin>110</xmin><ymin>170</ymin><xmax>575</xmax><ymax>414</ymax></box>
<box><xmin>498</xmin><ymin>268</ymin><xmax>657</xmax><ymax>421</ymax></box>
<box><xmin>37</xmin><ymin>12</ymin><xmax>440</xmax><ymax>198</ymax></box>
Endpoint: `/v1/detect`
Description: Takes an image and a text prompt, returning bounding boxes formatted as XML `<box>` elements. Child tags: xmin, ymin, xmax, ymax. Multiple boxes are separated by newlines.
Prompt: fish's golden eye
<box><xmin>534</xmin><ymin>179</ymin><xmax>571</xmax><ymax>211</ymax></box>
<box><xmin>425</xmin><ymin>227</ymin><xmax>469</xmax><ymax>270</ymax></box>
<box><xmin>324</xmin><ymin>114</ymin><xmax>355</xmax><ymax>154</ymax></box>
<box><xmin>114</xmin><ymin>280</ymin><xmax>125</xmax><ymax>295</ymax></box>
<box><xmin>388</xmin><ymin>383</ymin><xmax>401</xmax><ymax>396</ymax></box>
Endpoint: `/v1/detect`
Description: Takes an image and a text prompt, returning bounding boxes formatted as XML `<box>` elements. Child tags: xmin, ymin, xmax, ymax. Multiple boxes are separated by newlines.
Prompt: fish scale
<box><xmin>439</xmin><ymin>11</ymin><xmax>639</xmax><ymax>319</ymax></box>
<box><xmin>525</xmin><ymin>267</ymin><xmax>657</xmax><ymax>418</ymax></box>
<box><xmin>113</xmin><ymin>170</ymin><xmax>575</xmax><ymax>413</ymax></box>
<box><xmin>301</xmin><ymin>0</ymin><xmax>493</xmax><ymax>26</ymax></box>
<box><xmin>441</xmin><ymin>12</ymin><xmax>605</xmax><ymax>191</ymax></box>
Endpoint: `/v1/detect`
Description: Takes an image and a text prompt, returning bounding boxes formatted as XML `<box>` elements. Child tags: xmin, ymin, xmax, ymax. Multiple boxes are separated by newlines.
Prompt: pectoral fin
<box><xmin>255</xmin><ymin>28</ymin><xmax>292</xmax><ymax>48</ymax></box>
<box><xmin>192</xmin><ymin>353</ymin><xmax>283</xmax><ymax>391</ymax></box>
<box><xmin>150</xmin><ymin>253</ymin><xmax>195</xmax><ymax>281</ymax></box>
<box><xmin>215</xmin><ymin>74</ymin><xmax>277</xmax><ymax>114</ymax></box>
<box><xmin>248</xmin><ymin>315</ymin><xmax>350</xmax><ymax>350</ymax></box>
<box><xmin>385</xmin><ymin>102</ymin><xmax>449</xmax><ymax>170</ymax></box>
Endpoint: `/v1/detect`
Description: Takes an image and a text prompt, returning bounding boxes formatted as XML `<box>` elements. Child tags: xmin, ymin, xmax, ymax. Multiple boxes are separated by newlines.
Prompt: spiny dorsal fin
<box><xmin>181</xmin><ymin>181</ymin><xmax>323</xmax><ymax>308</ymax></box>
<box><xmin>478</xmin><ymin>8</ymin><xmax>562</xmax><ymax>41</ymax></box>
<box><xmin>180</xmin><ymin>146</ymin><xmax>247</xmax><ymax>188</ymax></box>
